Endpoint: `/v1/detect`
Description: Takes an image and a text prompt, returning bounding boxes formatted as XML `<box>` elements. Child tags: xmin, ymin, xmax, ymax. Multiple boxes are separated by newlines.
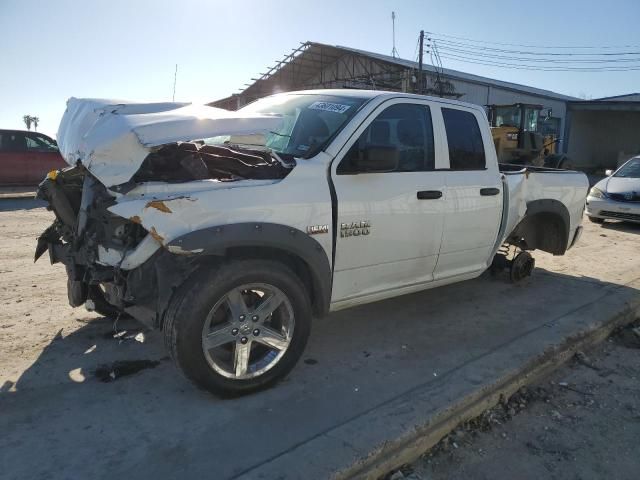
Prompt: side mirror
<box><xmin>357</xmin><ymin>145</ymin><xmax>399</xmax><ymax>172</ymax></box>
<box><xmin>605</xmin><ymin>169</ymin><xmax>614</xmax><ymax>176</ymax></box>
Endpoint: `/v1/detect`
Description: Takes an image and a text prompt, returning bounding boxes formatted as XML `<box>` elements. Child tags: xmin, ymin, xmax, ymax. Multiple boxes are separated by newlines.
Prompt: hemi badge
<box><xmin>307</xmin><ymin>225</ymin><xmax>329</xmax><ymax>235</ymax></box>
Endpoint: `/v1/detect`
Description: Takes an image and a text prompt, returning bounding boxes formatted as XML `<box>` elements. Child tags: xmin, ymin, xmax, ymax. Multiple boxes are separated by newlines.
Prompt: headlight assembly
<box><xmin>589</xmin><ymin>187</ymin><xmax>606</xmax><ymax>199</ymax></box>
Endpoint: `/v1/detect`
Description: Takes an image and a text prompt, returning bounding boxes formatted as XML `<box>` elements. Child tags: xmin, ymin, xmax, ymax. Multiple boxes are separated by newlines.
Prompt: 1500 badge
<box><xmin>340</xmin><ymin>221</ymin><xmax>371</xmax><ymax>237</ymax></box>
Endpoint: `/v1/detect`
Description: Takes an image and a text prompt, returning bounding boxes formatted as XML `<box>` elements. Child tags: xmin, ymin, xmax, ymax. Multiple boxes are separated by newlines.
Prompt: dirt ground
<box><xmin>2</xmin><ymin>200</ymin><xmax>639</xmax><ymax>389</ymax></box>
<box><xmin>0</xmin><ymin>200</ymin><xmax>103</xmax><ymax>388</ymax></box>
<box><xmin>390</xmin><ymin>322</ymin><xmax>640</xmax><ymax>480</ymax></box>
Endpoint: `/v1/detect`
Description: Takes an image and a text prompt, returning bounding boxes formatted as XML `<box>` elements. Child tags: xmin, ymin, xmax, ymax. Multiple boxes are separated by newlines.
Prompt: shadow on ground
<box><xmin>600</xmin><ymin>220</ymin><xmax>640</xmax><ymax>235</ymax></box>
<box><xmin>1</xmin><ymin>266</ymin><xmax>637</xmax><ymax>480</ymax></box>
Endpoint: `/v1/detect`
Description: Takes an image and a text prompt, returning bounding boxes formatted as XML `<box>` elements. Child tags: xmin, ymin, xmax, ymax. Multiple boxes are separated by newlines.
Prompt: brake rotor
<box><xmin>510</xmin><ymin>251</ymin><xmax>535</xmax><ymax>283</ymax></box>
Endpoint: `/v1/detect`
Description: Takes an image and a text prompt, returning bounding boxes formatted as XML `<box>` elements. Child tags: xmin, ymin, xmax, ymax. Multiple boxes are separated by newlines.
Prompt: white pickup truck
<box><xmin>36</xmin><ymin>90</ymin><xmax>588</xmax><ymax>396</ymax></box>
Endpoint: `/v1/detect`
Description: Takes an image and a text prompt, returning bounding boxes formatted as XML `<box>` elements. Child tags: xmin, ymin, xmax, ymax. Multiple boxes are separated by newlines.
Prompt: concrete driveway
<box><xmin>1</xmin><ymin>200</ymin><xmax>639</xmax><ymax>480</ymax></box>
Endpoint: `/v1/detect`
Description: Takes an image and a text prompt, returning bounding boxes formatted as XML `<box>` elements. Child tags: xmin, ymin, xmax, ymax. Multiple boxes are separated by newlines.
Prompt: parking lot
<box><xmin>1</xmin><ymin>198</ymin><xmax>639</xmax><ymax>480</ymax></box>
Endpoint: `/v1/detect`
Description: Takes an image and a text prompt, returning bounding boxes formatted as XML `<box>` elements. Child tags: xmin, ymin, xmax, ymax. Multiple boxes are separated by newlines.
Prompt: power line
<box><xmin>436</xmin><ymin>52</ymin><xmax>640</xmax><ymax>71</ymax></box>
<box><xmin>421</xmin><ymin>32</ymin><xmax>640</xmax><ymax>72</ymax></box>
<box><xmin>418</xmin><ymin>30</ymin><xmax>640</xmax><ymax>77</ymax></box>
<box><xmin>430</xmin><ymin>37</ymin><xmax>640</xmax><ymax>57</ymax></box>
<box><xmin>432</xmin><ymin>45</ymin><xmax>640</xmax><ymax>64</ymax></box>
<box><xmin>426</xmin><ymin>31</ymin><xmax>640</xmax><ymax>49</ymax></box>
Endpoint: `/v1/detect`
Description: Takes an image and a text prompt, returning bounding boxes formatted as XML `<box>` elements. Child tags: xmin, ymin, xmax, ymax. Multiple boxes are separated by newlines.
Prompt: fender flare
<box><xmin>166</xmin><ymin>223</ymin><xmax>332</xmax><ymax>316</ymax></box>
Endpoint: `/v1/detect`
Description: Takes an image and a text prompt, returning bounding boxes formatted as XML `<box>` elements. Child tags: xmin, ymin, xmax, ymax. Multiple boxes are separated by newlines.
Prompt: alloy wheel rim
<box><xmin>201</xmin><ymin>283</ymin><xmax>294</xmax><ymax>380</ymax></box>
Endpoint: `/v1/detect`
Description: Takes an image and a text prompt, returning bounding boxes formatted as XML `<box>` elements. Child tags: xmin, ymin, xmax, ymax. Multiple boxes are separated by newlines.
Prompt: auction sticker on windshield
<box><xmin>308</xmin><ymin>101</ymin><xmax>351</xmax><ymax>114</ymax></box>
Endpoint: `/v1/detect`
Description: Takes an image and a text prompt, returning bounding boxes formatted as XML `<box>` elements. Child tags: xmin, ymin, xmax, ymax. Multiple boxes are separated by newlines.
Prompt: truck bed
<box><xmin>497</xmin><ymin>164</ymin><xmax>589</xmax><ymax>256</ymax></box>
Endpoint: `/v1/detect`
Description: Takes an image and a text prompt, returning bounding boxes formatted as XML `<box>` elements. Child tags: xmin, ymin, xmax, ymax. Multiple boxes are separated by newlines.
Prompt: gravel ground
<box><xmin>388</xmin><ymin>322</ymin><xmax>640</xmax><ymax>480</ymax></box>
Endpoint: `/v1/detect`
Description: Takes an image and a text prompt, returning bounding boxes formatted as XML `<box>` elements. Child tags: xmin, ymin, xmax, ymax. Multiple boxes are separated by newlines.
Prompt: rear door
<box><xmin>0</xmin><ymin>131</ymin><xmax>30</xmax><ymax>185</ymax></box>
<box><xmin>330</xmin><ymin>100</ymin><xmax>446</xmax><ymax>306</ymax></box>
<box><xmin>433</xmin><ymin>106</ymin><xmax>503</xmax><ymax>279</ymax></box>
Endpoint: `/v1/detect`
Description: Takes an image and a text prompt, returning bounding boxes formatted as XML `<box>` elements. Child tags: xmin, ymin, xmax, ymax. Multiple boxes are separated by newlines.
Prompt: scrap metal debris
<box><xmin>94</xmin><ymin>360</ymin><xmax>161</xmax><ymax>382</ymax></box>
<box><xmin>102</xmin><ymin>329</ymin><xmax>146</xmax><ymax>344</ymax></box>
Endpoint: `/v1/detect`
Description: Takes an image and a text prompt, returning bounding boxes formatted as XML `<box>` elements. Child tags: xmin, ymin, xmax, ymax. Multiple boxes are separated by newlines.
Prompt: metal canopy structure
<box><xmin>211</xmin><ymin>41</ymin><xmax>413</xmax><ymax>110</ymax></box>
<box><xmin>210</xmin><ymin>41</ymin><xmax>576</xmax><ymax>111</ymax></box>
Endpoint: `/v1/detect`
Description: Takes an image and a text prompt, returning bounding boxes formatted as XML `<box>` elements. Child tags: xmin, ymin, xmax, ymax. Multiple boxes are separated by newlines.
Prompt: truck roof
<box><xmin>276</xmin><ymin>89</ymin><xmax>485</xmax><ymax>111</ymax></box>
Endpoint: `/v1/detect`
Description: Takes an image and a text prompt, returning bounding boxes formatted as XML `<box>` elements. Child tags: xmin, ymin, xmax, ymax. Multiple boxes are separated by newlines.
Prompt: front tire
<box><xmin>164</xmin><ymin>259</ymin><xmax>312</xmax><ymax>397</ymax></box>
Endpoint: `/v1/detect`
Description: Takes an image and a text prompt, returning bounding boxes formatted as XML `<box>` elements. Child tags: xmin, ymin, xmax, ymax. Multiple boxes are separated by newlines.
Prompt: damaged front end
<box><xmin>36</xmin><ymin>144</ymin><xmax>293</xmax><ymax>326</ymax></box>
<box><xmin>36</xmin><ymin>98</ymin><xmax>293</xmax><ymax>327</ymax></box>
<box><xmin>36</xmin><ymin>166</ymin><xmax>153</xmax><ymax>319</ymax></box>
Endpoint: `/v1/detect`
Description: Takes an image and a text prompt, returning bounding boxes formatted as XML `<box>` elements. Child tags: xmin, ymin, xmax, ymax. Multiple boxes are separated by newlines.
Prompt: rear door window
<box><xmin>0</xmin><ymin>132</ymin><xmax>27</xmax><ymax>152</ymax></box>
<box><xmin>442</xmin><ymin>108</ymin><xmax>486</xmax><ymax>170</ymax></box>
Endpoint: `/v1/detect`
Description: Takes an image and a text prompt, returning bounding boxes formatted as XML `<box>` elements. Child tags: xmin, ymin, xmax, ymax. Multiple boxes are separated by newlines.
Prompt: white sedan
<box><xmin>586</xmin><ymin>156</ymin><xmax>640</xmax><ymax>224</ymax></box>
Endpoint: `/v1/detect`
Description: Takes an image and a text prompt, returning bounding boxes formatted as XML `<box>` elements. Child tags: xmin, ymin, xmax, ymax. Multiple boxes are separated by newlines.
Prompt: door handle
<box><xmin>417</xmin><ymin>190</ymin><xmax>442</xmax><ymax>200</ymax></box>
<box><xmin>480</xmin><ymin>188</ymin><xmax>500</xmax><ymax>196</ymax></box>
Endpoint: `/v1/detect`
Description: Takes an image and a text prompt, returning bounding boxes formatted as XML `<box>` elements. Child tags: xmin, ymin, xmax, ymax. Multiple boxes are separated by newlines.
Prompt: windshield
<box><xmin>238</xmin><ymin>94</ymin><xmax>367</xmax><ymax>158</ymax></box>
<box><xmin>614</xmin><ymin>157</ymin><xmax>640</xmax><ymax>178</ymax></box>
<box><xmin>523</xmin><ymin>107</ymin><xmax>539</xmax><ymax>132</ymax></box>
<box><xmin>494</xmin><ymin>106</ymin><xmax>521</xmax><ymax>128</ymax></box>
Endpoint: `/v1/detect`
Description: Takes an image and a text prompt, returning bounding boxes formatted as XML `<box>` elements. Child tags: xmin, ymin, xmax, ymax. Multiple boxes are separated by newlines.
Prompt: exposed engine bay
<box><xmin>133</xmin><ymin>142</ymin><xmax>294</xmax><ymax>184</ymax></box>
<box><xmin>35</xmin><ymin>140</ymin><xmax>294</xmax><ymax>326</ymax></box>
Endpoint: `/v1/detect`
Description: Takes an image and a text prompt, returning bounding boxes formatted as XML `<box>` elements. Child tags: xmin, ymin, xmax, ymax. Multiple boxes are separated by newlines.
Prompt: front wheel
<box><xmin>164</xmin><ymin>259</ymin><xmax>311</xmax><ymax>397</ymax></box>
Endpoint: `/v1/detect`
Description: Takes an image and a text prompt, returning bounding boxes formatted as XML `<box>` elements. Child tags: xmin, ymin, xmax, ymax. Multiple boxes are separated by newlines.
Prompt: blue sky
<box><xmin>1</xmin><ymin>0</ymin><xmax>639</xmax><ymax>136</ymax></box>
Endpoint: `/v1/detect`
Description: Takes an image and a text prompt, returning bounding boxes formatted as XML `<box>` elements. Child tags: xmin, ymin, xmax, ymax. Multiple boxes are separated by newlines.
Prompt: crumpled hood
<box><xmin>597</xmin><ymin>175</ymin><xmax>640</xmax><ymax>194</ymax></box>
<box><xmin>57</xmin><ymin>97</ymin><xmax>283</xmax><ymax>187</ymax></box>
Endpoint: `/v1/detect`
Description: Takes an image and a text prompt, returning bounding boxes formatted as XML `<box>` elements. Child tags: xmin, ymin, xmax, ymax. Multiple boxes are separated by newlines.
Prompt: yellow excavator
<box><xmin>488</xmin><ymin>103</ymin><xmax>572</xmax><ymax>169</ymax></box>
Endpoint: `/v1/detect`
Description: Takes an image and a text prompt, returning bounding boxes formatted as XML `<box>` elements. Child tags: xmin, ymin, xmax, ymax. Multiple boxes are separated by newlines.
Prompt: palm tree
<box><xmin>22</xmin><ymin>115</ymin><xmax>40</xmax><ymax>131</ymax></box>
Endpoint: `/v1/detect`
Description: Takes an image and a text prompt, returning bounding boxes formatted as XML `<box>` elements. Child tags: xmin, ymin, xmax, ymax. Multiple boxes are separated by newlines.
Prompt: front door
<box><xmin>330</xmin><ymin>101</ymin><xmax>446</xmax><ymax>307</ymax></box>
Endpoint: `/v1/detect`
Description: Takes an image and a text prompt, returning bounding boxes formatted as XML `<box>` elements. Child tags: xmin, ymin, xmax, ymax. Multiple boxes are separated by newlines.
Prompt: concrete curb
<box><xmin>338</xmin><ymin>281</ymin><xmax>640</xmax><ymax>480</ymax></box>
<box><xmin>241</xmin><ymin>279</ymin><xmax>640</xmax><ymax>480</ymax></box>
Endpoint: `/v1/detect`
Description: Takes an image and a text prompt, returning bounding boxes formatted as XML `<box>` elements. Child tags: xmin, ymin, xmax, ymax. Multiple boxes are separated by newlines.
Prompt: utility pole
<box><xmin>391</xmin><ymin>12</ymin><xmax>399</xmax><ymax>58</ymax></box>
<box><xmin>172</xmin><ymin>64</ymin><xmax>178</xmax><ymax>102</ymax></box>
<box><xmin>418</xmin><ymin>30</ymin><xmax>424</xmax><ymax>95</ymax></box>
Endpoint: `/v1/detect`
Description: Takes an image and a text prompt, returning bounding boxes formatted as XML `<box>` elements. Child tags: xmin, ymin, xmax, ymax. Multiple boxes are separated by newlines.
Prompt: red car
<box><xmin>0</xmin><ymin>129</ymin><xmax>67</xmax><ymax>185</ymax></box>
